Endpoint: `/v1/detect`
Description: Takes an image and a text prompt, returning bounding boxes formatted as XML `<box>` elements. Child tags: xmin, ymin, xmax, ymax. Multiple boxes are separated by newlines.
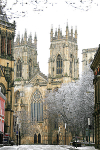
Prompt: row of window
<box><xmin>1</xmin><ymin>38</ymin><xmax>11</xmax><ymax>55</ymax></box>
<box><xmin>16</xmin><ymin>55</ymin><xmax>64</xmax><ymax>77</ymax></box>
<box><xmin>16</xmin><ymin>54</ymin><xmax>75</xmax><ymax>78</ymax></box>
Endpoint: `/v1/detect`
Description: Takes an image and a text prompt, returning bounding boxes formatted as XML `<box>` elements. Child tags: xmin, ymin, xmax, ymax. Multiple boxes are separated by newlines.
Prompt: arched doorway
<box><xmin>57</xmin><ymin>134</ymin><xmax>59</xmax><ymax>145</ymax></box>
<box><xmin>38</xmin><ymin>133</ymin><xmax>41</xmax><ymax>143</ymax></box>
<box><xmin>34</xmin><ymin>134</ymin><xmax>37</xmax><ymax>144</ymax></box>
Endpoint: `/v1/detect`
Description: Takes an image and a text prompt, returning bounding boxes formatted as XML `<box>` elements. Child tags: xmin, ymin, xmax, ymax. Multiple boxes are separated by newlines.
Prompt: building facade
<box><xmin>82</xmin><ymin>47</ymin><xmax>97</xmax><ymax>72</ymax></box>
<box><xmin>91</xmin><ymin>45</ymin><xmax>100</xmax><ymax>149</ymax></box>
<box><xmin>14</xmin><ymin>25</ymin><xmax>79</xmax><ymax>144</ymax></box>
<box><xmin>0</xmin><ymin>88</ymin><xmax>6</xmax><ymax>144</ymax></box>
<box><xmin>0</xmin><ymin>6</ymin><xmax>15</xmax><ymax>141</ymax></box>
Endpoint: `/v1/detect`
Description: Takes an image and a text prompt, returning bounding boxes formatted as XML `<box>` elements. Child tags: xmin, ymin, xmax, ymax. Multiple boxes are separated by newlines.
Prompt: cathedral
<box><xmin>13</xmin><ymin>24</ymin><xmax>79</xmax><ymax>144</ymax></box>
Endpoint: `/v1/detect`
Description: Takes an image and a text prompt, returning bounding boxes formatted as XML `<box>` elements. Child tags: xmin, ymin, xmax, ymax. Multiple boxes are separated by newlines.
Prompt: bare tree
<box><xmin>0</xmin><ymin>0</ymin><xmax>99</xmax><ymax>19</ymax></box>
<box><xmin>45</xmin><ymin>64</ymin><xmax>94</xmax><ymax>139</ymax></box>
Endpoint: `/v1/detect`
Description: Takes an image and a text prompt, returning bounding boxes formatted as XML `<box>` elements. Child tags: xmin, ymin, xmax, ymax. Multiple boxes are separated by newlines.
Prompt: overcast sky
<box><xmin>6</xmin><ymin>0</ymin><xmax>100</xmax><ymax>76</ymax></box>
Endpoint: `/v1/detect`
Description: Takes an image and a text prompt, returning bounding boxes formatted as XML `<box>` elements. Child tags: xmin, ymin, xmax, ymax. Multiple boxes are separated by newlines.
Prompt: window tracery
<box><xmin>56</xmin><ymin>54</ymin><xmax>62</xmax><ymax>74</ymax></box>
<box><xmin>16</xmin><ymin>59</ymin><xmax>22</xmax><ymax>78</ymax></box>
<box><xmin>31</xmin><ymin>89</ymin><xmax>43</xmax><ymax>122</ymax></box>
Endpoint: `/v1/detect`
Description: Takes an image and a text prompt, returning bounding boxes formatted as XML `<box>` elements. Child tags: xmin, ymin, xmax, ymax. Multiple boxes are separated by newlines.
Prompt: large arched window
<box><xmin>31</xmin><ymin>89</ymin><xmax>43</xmax><ymax>122</ymax></box>
<box><xmin>56</xmin><ymin>54</ymin><xmax>62</xmax><ymax>74</ymax></box>
<box><xmin>16</xmin><ymin>59</ymin><xmax>22</xmax><ymax>78</ymax></box>
<box><xmin>29</xmin><ymin>59</ymin><xmax>32</xmax><ymax>78</ymax></box>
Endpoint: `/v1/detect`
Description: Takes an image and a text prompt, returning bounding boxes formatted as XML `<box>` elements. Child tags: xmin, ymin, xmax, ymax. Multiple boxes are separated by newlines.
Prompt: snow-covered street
<box><xmin>0</xmin><ymin>145</ymin><xmax>98</xmax><ymax>150</ymax></box>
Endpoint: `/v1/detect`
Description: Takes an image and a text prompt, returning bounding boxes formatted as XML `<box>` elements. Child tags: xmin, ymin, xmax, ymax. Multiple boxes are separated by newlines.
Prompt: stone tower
<box><xmin>48</xmin><ymin>24</ymin><xmax>79</xmax><ymax>89</ymax></box>
<box><xmin>14</xmin><ymin>30</ymin><xmax>39</xmax><ymax>82</ymax></box>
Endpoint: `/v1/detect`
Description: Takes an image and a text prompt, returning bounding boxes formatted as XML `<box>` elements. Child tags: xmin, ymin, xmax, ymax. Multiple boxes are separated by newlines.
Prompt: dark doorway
<box><xmin>0</xmin><ymin>134</ymin><xmax>3</xmax><ymax>144</ymax></box>
<box><xmin>38</xmin><ymin>133</ymin><xmax>41</xmax><ymax>143</ymax></box>
<box><xmin>57</xmin><ymin>134</ymin><xmax>59</xmax><ymax>145</ymax></box>
<box><xmin>34</xmin><ymin>134</ymin><xmax>37</xmax><ymax>144</ymax></box>
<box><xmin>86</xmin><ymin>136</ymin><xmax>88</xmax><ymax>142</ymax></box>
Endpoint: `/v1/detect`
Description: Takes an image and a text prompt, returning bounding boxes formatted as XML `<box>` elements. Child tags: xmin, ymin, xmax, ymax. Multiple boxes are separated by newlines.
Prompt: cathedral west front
<box><xmin>13</xmin><ymin>24</ymin><xmax>79</xmax><ymax>145</ymax></box>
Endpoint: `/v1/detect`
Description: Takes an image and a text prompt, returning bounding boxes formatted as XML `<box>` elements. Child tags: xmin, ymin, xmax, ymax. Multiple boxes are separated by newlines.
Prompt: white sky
<box><xmin>5</xmin><ymin>0</ymin><xmax>100</xmax><ymax>76</ymax></box>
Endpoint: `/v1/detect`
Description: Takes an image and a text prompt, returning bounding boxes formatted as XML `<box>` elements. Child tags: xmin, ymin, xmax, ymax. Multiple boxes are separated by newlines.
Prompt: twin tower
<box><xmin>14</xmin><ymin>24</ymin><xmax>79</xmax><ymax>88</ymax></box>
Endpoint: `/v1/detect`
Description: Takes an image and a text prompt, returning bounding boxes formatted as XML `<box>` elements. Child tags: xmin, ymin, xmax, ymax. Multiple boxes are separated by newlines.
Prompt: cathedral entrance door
<box><xmin>57</xmin><ymin>134</ymin><xmax>59</xmax><ymax>145</ymax></box>
<box><xmin>38</xmin><ymin>133</ymin><xmax>41</xmax><ymax>143</ymax></box>
<box><xmin>34</xmin><ymin>134</ymin><xmax>37</xmax><ymax>144</ymax></box>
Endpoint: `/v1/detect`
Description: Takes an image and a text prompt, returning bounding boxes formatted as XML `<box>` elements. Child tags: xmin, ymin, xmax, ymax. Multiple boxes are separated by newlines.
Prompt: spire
<box><xmin>75</xmin><ymin>26</ymin><xmax>77</xmax><ymax>43</ymax></box>
<box><xmin>34</xmin><ymin>32</ymin><xmax>37</xmax><ymax>49</ymax></box>
<box><xmin>34</xmin><ymin>32</ymin><xmax>37</xmax><ymax>41</ymax></box>
<box><xmin>55</xmin><ymin>28</ymin><xmax>57</xmax><ymax>37</ymax></box>
<box><xmin>24</xmin><ymin>29</ymin><xmax>27</xmax><ymax>44</ymax></box>
<box><xmin>66</xmin><ymin>21</ymin><xmax>69</xmax><ymax>40</ymax></box>
<box><xmin>50</xmin><ymin>25</ymin><xmax>53</xmax><ymax>42</ymax></box>
<box><xmin>28</xmin><ymin>32</ymin><xmax>32</xmax><ymax>45</ymax></box>
<box><xmin>66</xmin><ymin>20</ymin><xmax>68</xmax><ymax>29</ymax></box>
<box><xmin>71</xmin><ymin>26</ymin><xmax>73</xmax><ymax>40</ymax></box>
<box><xmin>58</xmin><ymin>25</ymin><xmax>60</xmax><ymax>39</ymax></box>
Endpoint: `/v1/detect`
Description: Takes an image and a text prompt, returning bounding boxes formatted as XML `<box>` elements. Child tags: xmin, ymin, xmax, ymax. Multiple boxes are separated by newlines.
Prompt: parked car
<box><xmin>72</xmin><ymin>137</ymin><xmax>81</xmax><ymax>147</ymax></box>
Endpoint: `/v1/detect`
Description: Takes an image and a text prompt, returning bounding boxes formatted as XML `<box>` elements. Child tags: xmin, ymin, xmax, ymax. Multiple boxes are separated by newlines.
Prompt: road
<box><xmin>0</xmin><ymin>145</ymin><xmax>98</xmax><ymax>150</ymax></box>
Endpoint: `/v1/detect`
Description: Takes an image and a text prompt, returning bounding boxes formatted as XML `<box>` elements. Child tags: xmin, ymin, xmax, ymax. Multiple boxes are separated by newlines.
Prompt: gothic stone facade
<box><xmin>48</xmin><ymin>25</ymin><xmax>79</xmax><ymax>89</ymax></box>
<box><xmin>14</xmin><ymin>25</ymin><xmax>79</xmax><ymax>144</ymax></box>
<box><xmin>0</xmin><ymin>6</ymin><xmax>15</xmax><ymax>140</ymax></box>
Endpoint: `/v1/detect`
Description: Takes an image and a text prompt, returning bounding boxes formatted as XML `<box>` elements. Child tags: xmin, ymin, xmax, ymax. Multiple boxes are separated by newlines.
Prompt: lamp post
<box><xmin>19</xmin><ymin>123</ymin><xmax>21</xmax><ymax>145</ymax></box>
<box><xmin>65</xmin><ymin>123</ymin><xmax>66</xmax><ymax>145</ymax></box>
<box><xmin>16</xmin><ymin>116</ymin><xmax>19</xmax><ymax>146</ymax></box>
<box><xmin>88</xmin><ymin>117</ymin><xmax>90</xmax><ymax>145</ymax></box>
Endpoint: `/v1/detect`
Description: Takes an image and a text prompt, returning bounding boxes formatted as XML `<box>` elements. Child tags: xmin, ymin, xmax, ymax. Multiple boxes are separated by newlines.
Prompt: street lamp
<box><xmin>16</xmin><ymin>116</ymin><xmax>19</xmax><ymax>146</ymax></box>
<box><xmin>65</xmin><ymin>123</ymin><xmax>66</xmax><ymax>145</ymax></box>
<box><xmin>88</xmin><ymin>117</ymin><xmax>90</xmax><ymax>145</ymax></box>
<box><xmin>19</xmin><ymin>123</ymin><xmax>21</xmax><ymax>145</ymax></box>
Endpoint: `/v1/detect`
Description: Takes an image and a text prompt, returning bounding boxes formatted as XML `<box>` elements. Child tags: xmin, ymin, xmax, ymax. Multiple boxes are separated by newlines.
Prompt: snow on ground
<box><xmin>0</xmin><ymin>145</ymin><xmax>98</xmax><ymax>150</ymax></box>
